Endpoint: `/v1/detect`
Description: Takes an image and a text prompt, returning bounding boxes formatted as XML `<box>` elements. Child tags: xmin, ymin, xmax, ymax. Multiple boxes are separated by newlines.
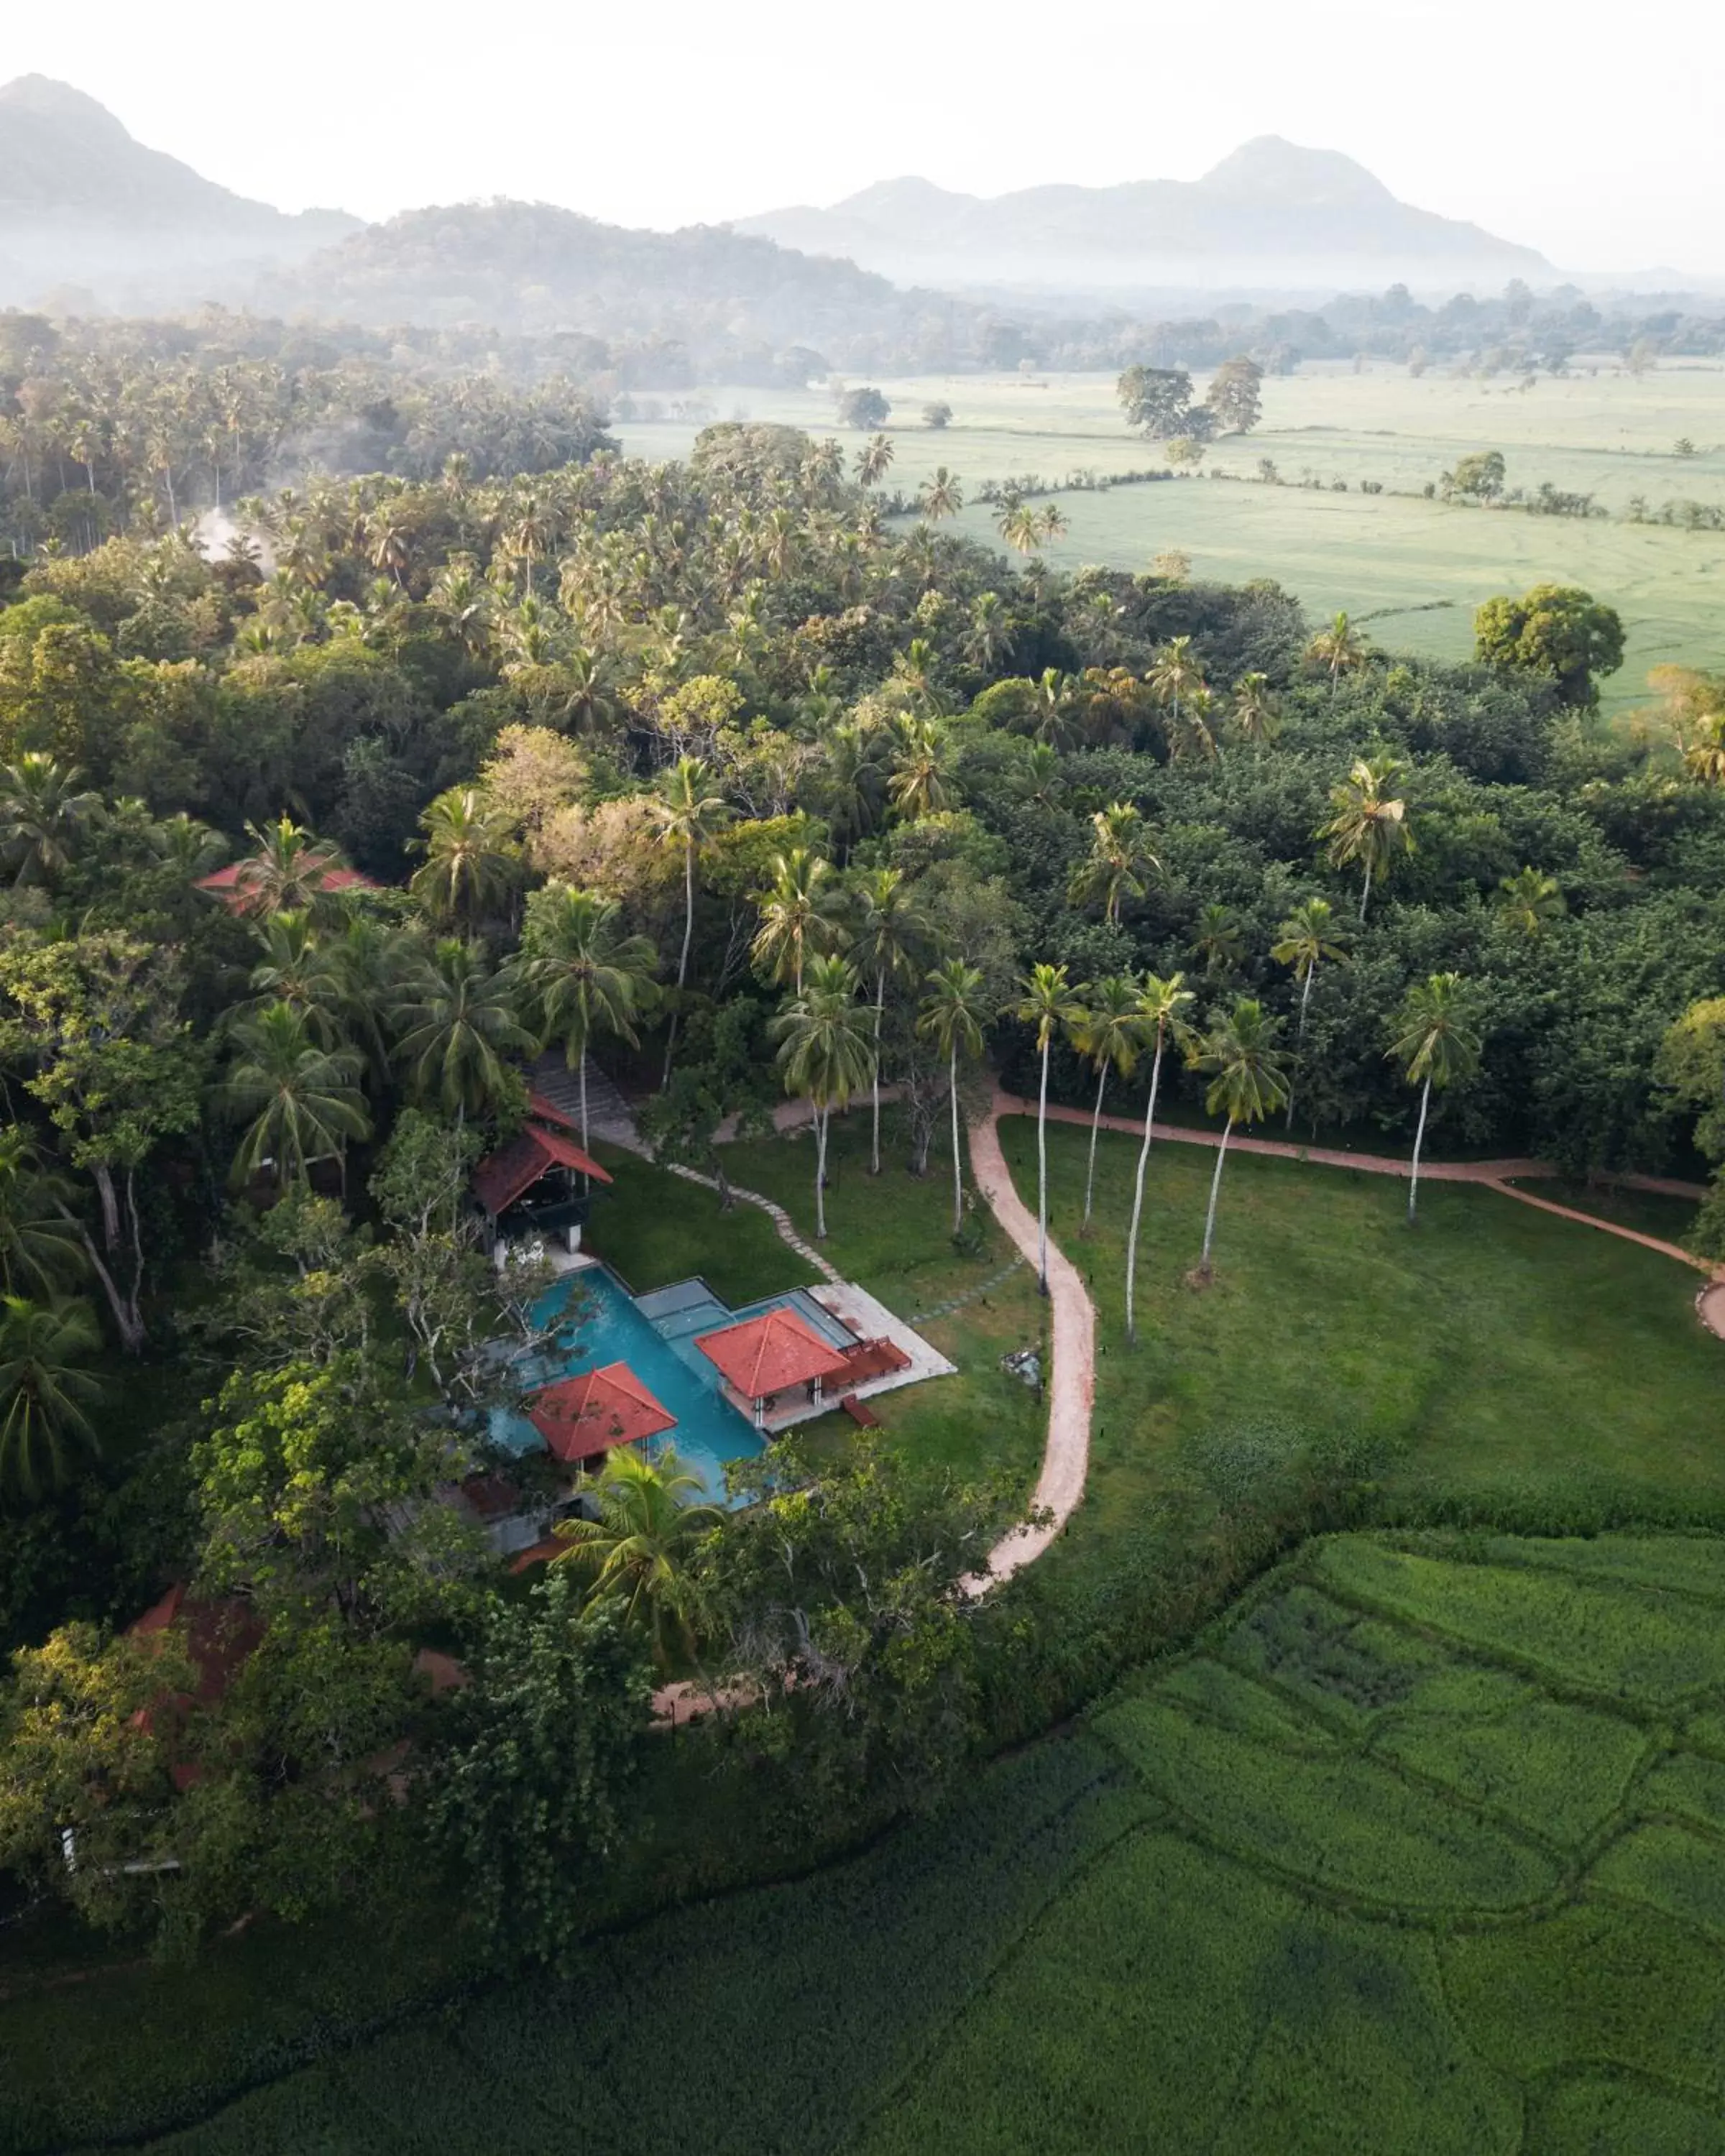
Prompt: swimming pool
<box><xmin>636</xmin><ymin>1276</ymin><xmax>852</xmax><ymax>1381</ymax></box>
<box><xmin>490</xmin><ymin>1267</ymin><xmax>766</xmax><ymax>1503</ymax></box>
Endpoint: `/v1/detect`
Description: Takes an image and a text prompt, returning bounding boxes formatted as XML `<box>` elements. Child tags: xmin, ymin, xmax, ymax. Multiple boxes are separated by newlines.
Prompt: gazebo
<box><xmin>194</xmin><ymin>862</ymin><xmax>380</xmax><ymax>912</ymax></box>
<box><xmin>527</xmin><ymin>1362</ymin><xmax>676</xmax><ymax>1465</ymax></box>
<box><xmin>695</xmin><ymin>1307</ymin><xmax>849</xmax><ymax>1429</ymax></box>
<box><xmin>472</xmin><ymin>1120</ymin><xmax>612</xmax><ymax>1258</ymax></box>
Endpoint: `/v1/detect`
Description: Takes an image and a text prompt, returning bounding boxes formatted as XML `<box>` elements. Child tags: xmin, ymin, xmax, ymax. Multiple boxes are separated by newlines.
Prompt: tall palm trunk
<box><xmin>578</xmin><ymin>1046</ymin><xmax>590</xmax><ymax>1153</ymax></box>
<box><xmin>1035</xmin><ymin>1034</ymin><xmax>1052</xmax><ymax>1294</ymax></box>
<box><xmin>1407</xmin><ymin>1074</ymin><xmax>1432</xmax><ymax>1225</ymax></box>
<box><xmin>870</xmin><ymin>969</ymin><xmax>886</xmax><ymax>1175</ymax></box>
<box><xmin>1199</xmin><ymin>1117</ymin><xmax>1235</xmax><ymax>1277</ymax></box>
<box><xmin>947</xmin><ymin>1041</ymin><xmax>964</xmax><ymax>1235</ymax></box>
<box><xmin>1358</xmin><ymin>858</ymin><xmax>1374</xmax><ymax>923</ymax></box>
<box><xmin>1286</xmin><ymin>964</ymin><xmax>1316</xmax><ymax>1132</ymax></box>
<box><xmin>814</xmin><ymin>1101</ymin><xmax>829</xmax><ymax>1240</ymax></box>
<box><xmin>662</xmin><ymin>842</ymin><xmax>696</xmax><ymax>1087</ymax></box>
<box><xmin>1082</xmin><ymin>1059</ymin><xmax>1110</xmax><ymax>1229</ymax></box>
<box><xmin>1125</xmin><ymin>1031</ymin><xmax>1167</xmax><ymax>1345</ymax></box>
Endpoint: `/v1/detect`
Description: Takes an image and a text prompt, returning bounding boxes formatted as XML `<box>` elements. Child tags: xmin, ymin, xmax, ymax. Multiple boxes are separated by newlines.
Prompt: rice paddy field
<box><xmin>612</xmin><ymin>362</ymin><xmax>1725</xmax><ymax>714</ymax></box>
<box><xmin>50</xmin><ymin>1531</ymin><xmax>1725</xmax><ymax>2155</ymax></box>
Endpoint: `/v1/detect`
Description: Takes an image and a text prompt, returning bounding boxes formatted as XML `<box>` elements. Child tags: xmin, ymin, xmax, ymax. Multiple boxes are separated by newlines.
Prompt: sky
<box><xmin>9</xmin><ymin>0</ymin><xmax>1725</xmax><ymax>274</ymax></box>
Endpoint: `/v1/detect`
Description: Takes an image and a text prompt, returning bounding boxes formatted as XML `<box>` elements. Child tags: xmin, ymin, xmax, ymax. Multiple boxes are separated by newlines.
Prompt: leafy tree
<box><xmin>1124</xmin><ymin>973</ymin><xmax>1195</xmax><ymax>1343</ymax></box>
<box><xmin>1388</xmin><ymin>972</ymin><xmax>1482</xmax><ymax>1223</ymax></box>
<box><xmin>0</xmin><ymin>1295</ymin><xmax>102</xmax><ymax>1500</ymax></box>
<box><xmin>1015</xmin><ymin>962</ymin><xmax>1087</xmax><ymax>1291</ymax></box>
<box><xmin>918</xmin><ymin>959</ymin><xmax>989</xmax><ymax>1236</ymax></box>
<box><xmin>921</xmin><ymin>402</ymin><xmax>953</xmax><ymax>430</ymax></box>
<box><xmin>1473</xmin><ymin>584</ymin><xmax>1624</xmax><ymax>708</ymax></box>
<box><xmin>1319</xmin><ymin>752</ymin><xmax>1414</xmax><ymax>920</ymax></box>
<box><xmin>1205</xmin><ymin>356</ymin><xmax>1264</xmax><ymax>435</ymax></box>
<box><xmin>1071</xmin><ymin>975</ymin><xmax>1141</xmax><ymax>1230</ymax></box>
<box><xmin>1655</xmin><ymin>998</ymin><xmax>1725</xmax><ymax>1259</ymax></box>
<box><xmin>1448</xmin><ymin>449</ymin><xmax>1506</xmax><ymax>500</ymax></box>
<box><xmin>838</xmin><ymin>388</ymin><xmax>891</xmax><ymax>430</ymax></box>
<box><xmin>1117</xmin><ymin>366</ymin><xmax>1197</xmax><ymax>439</ymax></box>
<box><xmin>517</xmin><ymin>885</ymin><xmax>660</xmax><ymax>1148</ymax></box>
<box><xmin>1193</xmin><ymin>1000</ymin><xmax>1289</xmax><ymax>1277</ymax></box>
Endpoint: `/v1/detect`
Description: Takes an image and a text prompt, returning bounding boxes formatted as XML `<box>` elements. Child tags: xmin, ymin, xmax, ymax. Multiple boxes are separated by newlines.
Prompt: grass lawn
<box><xmin>998</xmin><ymin>1116</ymin><xmax>1725</xmax><ymax>1590</ymax></box>
<box><xmin>583</xmin><ymin>1143</ymin><xmax>817</xmax><ymax>1304</ymax></box>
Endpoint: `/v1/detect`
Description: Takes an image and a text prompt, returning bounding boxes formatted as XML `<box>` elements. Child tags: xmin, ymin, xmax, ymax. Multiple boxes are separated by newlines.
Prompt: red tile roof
<box><xmin>195</xmin><ymin>862</ymin><xmax>381</xmax><ymax>908</ymax></box>
<box><xmin>695</xmin><ymin>1307</ymin><xmax>848</xmax><ymax>1400</ymax></box>
<box><xmin>528</xmin><ymin>1360</ymin><xmax>676</xmax><ymax>1461</ymax></box>
<box><xmin>472</xmin><ymin>1122</ymin><xmax>613</xmax><ymax>1216</ymax></box>
<box><xmin>527</xmin><ymin>1089</ymin><xmax>580</xmax><ymax>1132</ymax></box>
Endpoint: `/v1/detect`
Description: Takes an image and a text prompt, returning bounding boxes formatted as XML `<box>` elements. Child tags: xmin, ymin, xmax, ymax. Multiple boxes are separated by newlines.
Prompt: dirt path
<box><xmin>963</xmin><ymin>1097</ymin><xmax>1095</xmax><ymax>1590</ymax></box>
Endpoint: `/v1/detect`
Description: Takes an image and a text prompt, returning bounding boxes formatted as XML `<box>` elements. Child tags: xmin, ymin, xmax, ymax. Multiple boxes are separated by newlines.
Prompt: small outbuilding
<box><xmin>527</xmin><ymin>1360</ymin><xmax>676</xmax><ymax>1465</ymax></box>
<box><xmin>694</xmin><ymin>1307</ymin><xmax>850</xmax><ymax>1429</ymax></box>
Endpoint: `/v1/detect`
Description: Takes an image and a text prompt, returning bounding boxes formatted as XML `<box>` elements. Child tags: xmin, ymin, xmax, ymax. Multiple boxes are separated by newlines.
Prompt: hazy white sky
<box><xmin>11</xmin><ymin>0</ymin><xmax>1724</xmax><ymax>272</ymax></box>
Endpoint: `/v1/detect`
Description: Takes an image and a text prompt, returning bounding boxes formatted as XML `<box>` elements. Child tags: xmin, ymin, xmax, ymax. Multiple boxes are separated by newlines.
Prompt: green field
<box><xmin>613</xmin><ymin>364</ymin><xmax>1725</xmax><ymax>711</ymax></box>
<box><xmin>60</xmin><ymin>1532</ymin><xmax>1725</xmax><ymax>2155</ymax></box>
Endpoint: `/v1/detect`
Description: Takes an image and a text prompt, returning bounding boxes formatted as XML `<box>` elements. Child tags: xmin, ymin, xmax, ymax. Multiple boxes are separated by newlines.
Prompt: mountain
<box><xmin>268</xmin><ymin>198</ymin><xmax>986</xmax><ymax>364</ymax></box>
<box><xmin>737</xmin><ymin>139</ymin><xmax>1553</xmax><ymax>298</ymax></box>
<box><xmin>0</xmin><ymin>75</ymin><xmax>359</xmax><ymax>307</ymax></box>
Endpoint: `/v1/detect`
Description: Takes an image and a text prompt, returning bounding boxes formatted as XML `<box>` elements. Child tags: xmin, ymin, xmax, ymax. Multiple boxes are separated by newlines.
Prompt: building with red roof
<box><xmin>695</xmin><ymin>1307</ymin><xmax>849</xmax><ymax>1427</ymax></box>
<box><xmin>194</xmin><ymin>862</ymin><xmax>380</xmax><ymax>911</ymax></box>
<box><xmin>528</xmin><ymin>1361</ymin><xmax>676</xmax><ymax>1463</ymax></box>
<box><xmin>472</xmin><ymin>1120</ymin><xmax>612</xmax><ymax>1256</ymax></box>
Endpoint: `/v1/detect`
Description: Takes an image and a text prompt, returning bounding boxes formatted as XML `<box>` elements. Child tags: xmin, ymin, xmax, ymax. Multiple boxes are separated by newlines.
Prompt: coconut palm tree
<box><xmin>1123</xmin><ymin>972</ymin><xmax>1196</xmax><ymax>1344</ymax></box>
<box><xmin>147</xmin><ymin>811</ymin><xmax>227</xmax><ymax>882</ymax></box>
<box><xmin>650</xmin><ymin>755</ymin><xmax>731</xmax><ymax>1084</ymax></box>
<box><xmin>0</xmin><ymin>1129</ymin><xmax>86</xmax><ymax>1298</ymax></box>
<box><xmin>917</xmin><ymin>467</ymin><xmax>964</xmax><ymax>522</ymax></box>
<box><xmin>1068</xmin><ymin>802</ymin><xmax>1158</xmax><ymax>924</ymax></box>
<box><xmin>517</xmin><ymin>885</ymin><xmax>661</xmax><ymax>1151</ymax></box>
<box><xmin>0</xmin><ymin>1295</ymin><xmax>103</xmax><ymax>1500</ymax></box>
<box><xmin>227</xmin><ymin>817</ymin><xmax>351</xmax><ymax>921</ymax></box>
<box><xmin>851</xmin><ymin>867</ymin><xmax>926</xmax><ymax>1175</ymax></box>
<box><xmin>1015</xmin><ymin>962</ymin><xmax>1087</xmax><ymax>1292</ymax></box>
<box><xmin>1149</xmin><ymin>635</ymin><xmax>1204</xmax><ymax>729</ymax></box>
<box><xmin>1388</xmin><ymin>972</ymin><xmax>1482</xmax><ymax>1224</ymax></box>
<box><xmin>1320</xmin><ymin>753</ymin><xmax>1414</xmax><ymax>921</ymax></box>
<box><xmin>1682</xmin><ymin>711</ymin><xmax>1725</xmax><ymax>786</ymax></box>
<box><xmin>918</xmin><ymin>959</ymin><xmax>990</xmax><ymax>1236</ymax></box>
<box><xmin>1307</xmin><ymin>610</ymin><xmax>1370</xmax><ymax>696</ymax></box>
<box><xmin>1167</xmin><ymin>684</ymin><xmax>1220</xmax><ymax>765</ymax></box>
<box><xmin>752</xmin><ymin>847</ymin><xmax>846</xmax><ymax>995</ymax></box>
<box><xmin>886</xmin><ymin>717</ymin><xmax>952</xmax><ymax>821</ymax></box>
<box><xmin>855</xmin><ymin>434</ymin><xmax>896</xmax><ymax>487</ymax></box>
<box><xmin>409</xmin><ymin>788</ymin><xmax>518</xmax><ymax>929</ymax></box>
<box><xmin>999</xmin><ymin>503</ymin><xmax>1044</xmax><ymax>556</ymax></box>
<box><xmin>246</xmin><ymin>908</ymin><xmax>353</xmax><ymax>1049</ymax></box>
<box><xmin>1071</xmin><ymin>975</ymin><xmax>1141</xmax><ymax>1230</ymax></box>
<box><xmin>1494</xmin><ymin>866</ymin><xmax>1566</xmax><ymax>938</ymax></box>
<box><xmin>0</xmin><ymin>755</ymin><xmax>100</xmax><ymax>887</ymax></box>
<box><xmin>391</xmin><ymin>938</ymin><xmax>534</xmax><ymax>1124</ymax></box>
<box><xmin>771</xmin><ymin>957</ymin><xmax>875</xmax><ymax>1240</ymax></box>
<box><xmin>225</xmin><ymin>1002</ymin><xmax>372</xmax><ymax>1190</ymax></box>
<box><xmin>1192</xmin><ymin>1000</ymin><xmax>1289</xmax><ymax>1279</ymax></box>
<box><xmin>962</xmin><ymin>591</ymin><xmax>1009</xmax><ymax>668</ymax></box>
<box><xmin>1190</xmin><ymin>901</ymin><xmax>1246</xmax><ymax>979</ymax></box>
<box><xmin>1229</xmin><ymin>672</ymin><xmax>1282</xmax><ymax>747</ymax></box>
<box><xmin>1271</xmin><ymin>898</ymin><xmax>1351</xmax><ymax>1129</ymax></box>
<box><xmin>553</xmin><ymin>1445</ymin><xmax>722</xmax><ymax>1668</ymax></box>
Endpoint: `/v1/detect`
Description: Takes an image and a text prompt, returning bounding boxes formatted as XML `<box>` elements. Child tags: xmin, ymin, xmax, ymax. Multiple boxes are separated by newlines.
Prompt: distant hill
<box><xmin>270</xmin><ymin>198</ymin><xmax>986</xmax><ymax>365</ymax></box>
<box><xmin>738</xmin><ymin>138</ymin><xmax>1554</xmax><ymax>297</ymax></box>
<box><xmin>0</xmin><ymin>75</ymin><xmax>358</xmax><ymax>307</ymax></box>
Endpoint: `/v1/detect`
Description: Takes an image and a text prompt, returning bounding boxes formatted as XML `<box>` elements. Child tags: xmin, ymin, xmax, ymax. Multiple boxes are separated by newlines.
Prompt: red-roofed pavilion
<box><xmin>195</xmin><ymin>862</ymin><xmax>381</xmax><ymax>912</ymax></box>
<box><xmin>528</xmin><ymin>1361</ymin><xmax>676</xmax><ymax>1463</ymax></box>
<box><xmin>695</xmin><ymin>1308</ymin><xmax>848</xmax><ymax>1427</ymax></box>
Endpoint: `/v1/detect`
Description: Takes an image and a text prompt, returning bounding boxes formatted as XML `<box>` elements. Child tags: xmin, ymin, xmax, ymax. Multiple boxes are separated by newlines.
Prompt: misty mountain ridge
<box><xmin>0</xmin><ymin>74</ymin><xmax>357</xmax><ymax>307</ymax></box>
<box><xmin>737</xmin><ymin>138</ymin><xmax>1553</xmax><ymax>297</ymax></box>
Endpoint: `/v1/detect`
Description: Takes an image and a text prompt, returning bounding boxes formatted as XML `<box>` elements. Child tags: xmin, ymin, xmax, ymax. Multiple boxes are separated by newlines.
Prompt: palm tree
<box><xmin>917</xmin><ymin>467</ymin><xmax>964</xmax><ymax>521</ymax></box>
<box><xmin>650</xmin><ymin>755</ymin><xmax>731</xmax><ymax>1084</ymax></box>
<box><xmin>1015</xmin><ymin>963</ymin><xmax>1087</xmax><ymax>1292</ymax></box>
<box><xmin>855</xmin><ymin>434</ymin><xmax>895</xmax><ymax>487</ymax></box>
<box><xmin>1495</xmin><ymin>866</ymin><xmax>1566</xmax><ymax>937</ymax></box>
<box><xmin>1071</xmin><ymin>975</ymin><xmax>1141</xmax><ymax>1231</ymax></box>
<box><xmin>1039</xmin><ymin>504</ymin><xmax>1068</xmax><ymax>543</ymax></box>
<box><xmin>228</xmin><ymin>817</ymin><xmax>350</xmax><ymax>921</ymax></box>
<box><xmin>247</xmin><ymin>909</ymin><xmax>353</xmax><ymax>1048</ymax></box>
<box><xmin>1388</xmin><ymin>973</ymin><xmax>1481</xmax><ymax>1225</ymax></box>
<box><xmin>553</xmin><ymin>1445</ymin><xmax>721</xmax><ymax>1669</ymax></box>
<box><xmin>962</xmin><ymin>591</ymin><xmax>1009</xmax><ymax>668</ymax></box>
<box><xmin>392</xmin><ymin>938</ymin><xmax>535</xmax><ymax>1123</ymax></box>
<box><xmin>1190</xmin><ymin>901</ymin><xmax>1246</xmax><ymax>979</ymax></box>
<box><xmin>409</xmin><ymin>788</ymin><xmax>518</xmax><ymax>928</ymax></box>
<box><xmin>886</xmin><ymin>717</ymin><xmax>952</xmax><ymax>821</ymax></box>
<box><xmin>1168</xmin><ymin>685</ymin><xmax>1220</xmax><ymax>765</ymax></box>
<box><xmin>918</xmin><ymin>959</ymin><xmax>989</xmax><ymax>1236</ymax></box>
<box><xmin>0</xmin><ymin>1295</ymin><xmax>103</xmax><ymax>1501</ymax></box>
<box><xmin>771</xmin><ymin>957</ymin><xmax>875</xmax><ymax>1240</ymax></box>
<box><xmin>1308</xmin><ymin>610</ymin><xmax>1370</xmax><ymax>696</ymax></box>
<box><xmin>851</xmin><ymin>867</ymin><xmax>926</xmax><ymax>1176</ymax></box>
<box><xmin>1123</xmin><ymin>973</ymin><xmax>1196</xmax><ymax>1344</ymax></box>
<box><xmin>0</xmin><ymin>1129</ymin><xmax>86</xmax><ymax>1298</ymax></box>
<box><xmin>1271</xmin><ymin>898</ymin><xmax>1351</xmax><ymax>1129</ymax></box>
<box><xmin>518</xmin><ymin>885</ymin><xmax>661</xmax><ymax>1150</ymax></box>
<box><xmin>1320</xmin><ymin>753</ymin><xmax>1414</xmax><ymax>921</ymax></box>
<box><xmin>1029</xmin><ymin>668</ymin><xmax>1079</xmax><ymax>749</ymax></box>
<box><xmin>1229</xmin><ymin>673</ymin><xmax>1282</xmax><ymax>747</ymax></box>
<box><xmin>1149</xmin><ymin>635</ymin><xmax>1204</xmax><ymax>729</ymax></box>
<box><xmin>225</xmin><ymin>1002</ymin><xmax>372</xmax><ymax>1190</ymax></box>
<box><xmin>147</xmin><ymin>811</ymin><xmax>226</xmax><ymax>882</ymax></box>
<box><xmin>999</xmin><ymin>503</ymin><xmax>1044</xmax><ymax>556</ymax></box>
<box><xmin>1069</xmin><ymin>802</ymin><xmax>1158</xmax><ymax>924</ymax></box>
<box><xmin>752</xmin><ymin>847</ymin><xmax>846</xmax><ymax>995</ymax></box>
<box><xmin>0</xmin><ymin>755</ymin><xmax>100</xmax><ymax>887</ymax></box>
<box><xmin>1192</xmin><ymin>1000</ymin><xmax>1289</xmax><ymax>1279</ymax></box>
<box><xmin>1682</xmin><ymin>711</ymin><xmax>1725</xmax><ymax>786</ymax></box>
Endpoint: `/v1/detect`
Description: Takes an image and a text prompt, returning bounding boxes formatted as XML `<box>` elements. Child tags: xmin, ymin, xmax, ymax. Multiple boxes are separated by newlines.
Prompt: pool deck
<box><xmin>810</xmin><ymin>1282</ymin><xmax>956</xmax><ymax>1403</ymax></box>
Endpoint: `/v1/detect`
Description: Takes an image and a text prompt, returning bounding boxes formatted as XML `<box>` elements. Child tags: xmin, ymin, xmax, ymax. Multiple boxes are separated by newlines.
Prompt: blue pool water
<box><xmin>490</xmin><ymin>1267</ymin><xmax>767</xmax><ymax>1503</ymax></box>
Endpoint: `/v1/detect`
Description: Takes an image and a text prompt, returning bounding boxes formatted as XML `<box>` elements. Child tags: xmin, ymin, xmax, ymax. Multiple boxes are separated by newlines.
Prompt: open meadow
<box><xmin>614</xmin><ymin>362</ymin><xmax>1725</xmax><ymax>711</ymax></box>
